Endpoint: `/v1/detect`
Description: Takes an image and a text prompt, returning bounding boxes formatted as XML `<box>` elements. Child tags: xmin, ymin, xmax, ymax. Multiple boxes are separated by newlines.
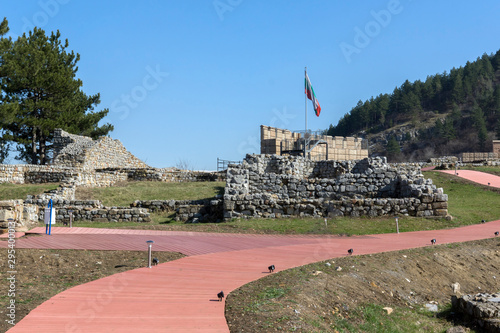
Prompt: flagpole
<box><xmin>304</xmin><ymin>67</ymin><xmax>307</xmax><ymax>159</ymax></box>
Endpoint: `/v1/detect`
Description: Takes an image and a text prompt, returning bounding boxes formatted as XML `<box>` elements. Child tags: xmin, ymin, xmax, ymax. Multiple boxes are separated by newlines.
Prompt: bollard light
<box><xmin>69</xmin><ymin>210</ymin><xmax>73</xmax><ymax>228</ymax></box>
<box><xmin>395</xmin><ymin>217</ymin><xmax>399</xmax><ymax>234</ymax></box>
<box><xmin>146</xmin><ymin>240</ymin><xmax>154</xmax><ymax>268</ymax></box>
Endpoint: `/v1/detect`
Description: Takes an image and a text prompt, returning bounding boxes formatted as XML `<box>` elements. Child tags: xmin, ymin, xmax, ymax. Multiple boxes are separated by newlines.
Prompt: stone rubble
<box><xmin>452</xmin><ymin>293</ymin><xmax>500</xmax><ymax>332</ymax></box>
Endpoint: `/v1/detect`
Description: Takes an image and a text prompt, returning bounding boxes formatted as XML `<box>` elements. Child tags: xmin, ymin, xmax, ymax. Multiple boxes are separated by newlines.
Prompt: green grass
<box><xmin>424</xmin><ymin>171</ymin><xmax>500</xmax><ymax>224</ymax></box>
<box><xmin>8</xmin><ymin>170</ymin><xmax>500</xmax><ymax>236</ymax></box>
<box><xmin>0</xmin><ymin>182</ymin><xmax>59</xmax><ymax>200</ymax></box>
<box><xmin>56</xmin><ymin>171</ymin><xmax>500</xmax><ymax>235</ymax></box>
<box><xmin>217</xmin><ymin>215</ymin><xmax>459</xmax><ymax>235</ymax></box>
<box><xmin>332</xmin><ymin>303</ymin><xmax>454</xmax><ymax>333</ymax></box>
<box><xmin>461</xmin><ymin>165</ymin><xmax>500</xmax><ymax>177</ymax></box>
<box><xmin>75</xmin><ymin>181</ymin><xmax>225</xmax><ymax>206</ymax></box>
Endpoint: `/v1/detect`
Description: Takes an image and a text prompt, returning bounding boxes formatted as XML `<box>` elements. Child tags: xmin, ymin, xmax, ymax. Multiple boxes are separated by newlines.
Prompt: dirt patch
<box><xmin>226</xmin><ymin>238</ymin><xmax>500</xmax><ymax>332</ymax></box>
<box><xmin>0</xmin><ymin>247</ymin><xmax>183</xmax><ymax>332</ymax></box>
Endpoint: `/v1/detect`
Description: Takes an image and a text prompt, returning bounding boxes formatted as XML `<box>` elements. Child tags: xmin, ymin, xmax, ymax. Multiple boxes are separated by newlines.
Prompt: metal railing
<box><xmin>217</xmin><ymin>158</ymin><xmax>241</xmax><ymax>172</ymax></box>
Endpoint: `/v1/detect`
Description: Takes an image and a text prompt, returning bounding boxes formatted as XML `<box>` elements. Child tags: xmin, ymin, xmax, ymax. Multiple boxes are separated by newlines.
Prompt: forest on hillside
<box><xmin>326</xmin><ymin>49</ymin><xmax>500</xmax><ymax>161</ymax></box>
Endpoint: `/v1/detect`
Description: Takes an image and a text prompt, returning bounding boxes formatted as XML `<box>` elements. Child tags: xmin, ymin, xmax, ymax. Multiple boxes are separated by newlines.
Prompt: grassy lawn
<box><xmin>0</xmin><ymin>182</ymin><xmax>59</xmax><ymax>201</ymax></box>
<box><xmin>5</xmin><ymin>170</ymin><xmax>500</xmax><ymax>236</ymax></box>
<box><xmin>460</xmin><ymin>165</ymin><xmax>500</xmax><ymax>177</ymax></box>
<box><xmin>25</xmin><ymin>171</ymin><xmax>500</xmax><ymax>235</ymax></box>
<box><xmin>75</xmin><ymin>181</ymin><xmax>225</xmax><ymax>206</ymax></box>
<box><xmin>424</xmin><ymin>170</ymin><xmax>500</xmax><ymax>224</ymax></box>
<box><xmin>53</xmin><ymin>214</ymin><xmax>459</xmax><ymax>236</ymax></box>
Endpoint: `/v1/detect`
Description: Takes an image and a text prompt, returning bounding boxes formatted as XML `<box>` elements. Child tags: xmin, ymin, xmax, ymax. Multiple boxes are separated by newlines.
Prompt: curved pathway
<box><xmin>440</xmin><ymin>169</ymin><xmax>500</xmax><ymax>187</ymax></box>
<box><xmin>5</xmin><ymin>170</ymin><xmax>500</xmax><ymax>332</ymax></box>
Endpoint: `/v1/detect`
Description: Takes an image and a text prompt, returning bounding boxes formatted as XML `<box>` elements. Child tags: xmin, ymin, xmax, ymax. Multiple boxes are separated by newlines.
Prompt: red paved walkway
<box><xmin>5</xmin><ymin>170</ymin><xmax>500</xmax><ymax>332</ymax></box>
<box><xmin>6</xmin><ymin>222</ymin><xmax>500</xmax><ymax>333</ymax></box>
<box><xmin>440</xmin><ymin>169</ymin><xmax>500</xmax><ymax>187</ymax></box>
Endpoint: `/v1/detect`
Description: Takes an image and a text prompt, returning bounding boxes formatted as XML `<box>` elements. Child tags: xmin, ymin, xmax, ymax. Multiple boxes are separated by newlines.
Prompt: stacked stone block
<box><xmin>223</xmin><ymin>154</ymin><xmax>449</xmax><ymax>220</ymax></box>
<box><xmin>452</xmin><ymin>293</ymin><xmax>500</xmax><ymax>332</ymax></box>
<box><xmin>260</xmin><ymin>125</ymin><xmax>368</xmax><ymax>161</ymax></box>
<box><xmin>132</xmin><ymin>198</ymin><xmax>223</xmax><ymax>223</ymax></box>
<box><xmin>24</xmin><ymin>197</ymin><xmax>151</xmax><ymax>224</ymax></box>
<box><xmin>52</xmin><ymin>129</ymin><xmax>149</xmax><ymax>170</ymax></box>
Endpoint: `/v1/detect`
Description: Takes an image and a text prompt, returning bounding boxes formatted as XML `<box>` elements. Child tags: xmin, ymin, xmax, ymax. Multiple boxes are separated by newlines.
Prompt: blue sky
<box><xmin>2</xmin><ymin>0</ymin><xmax>500</xmax><ymax>169</ymax></box>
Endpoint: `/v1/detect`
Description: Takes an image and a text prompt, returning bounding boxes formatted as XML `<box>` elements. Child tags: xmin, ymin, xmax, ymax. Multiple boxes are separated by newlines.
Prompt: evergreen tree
<box><xmin>386</xmin><ymin>135</ymin><xmax>401</xmax><ymax>157</ymax></box>
<box><xmin>0</xmin><ymin>23</ymin><xmax>113</xmax><ymax>164</ymax></box>
<box><xmin>451</xmin><ymin>71</ymin><xmax>465</xmax><ymax>104</ymax></box>
<box><xmin>472</xmin><ymin>104</ymin><xmax>488</xmax><ymax>150</ymax></box>
<box><xmin>0</xmin><ymin>18</ymin><xmax>11</xmax><ymax>163</ymax></box>
<box><xmin>497</xmin><ymin>116</ymin><xmax>500</xmax><ymax>140</ymax></box>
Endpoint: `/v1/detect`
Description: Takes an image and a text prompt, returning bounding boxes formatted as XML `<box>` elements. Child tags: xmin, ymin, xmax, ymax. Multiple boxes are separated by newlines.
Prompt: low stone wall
<box><xmin>460</xmin><ymin>152</ymin><xmax>499</xmax><ymax>163</ymax></box>
<box><xmin>95</xmin><ymin>168</ymin><xmax>225</xmax><ymax>184</ymax></box>
<box><xmin>132</xmin><ymin>198</ymin><xmax>223</xmax><ymax>222</ymax></box>
<box><xmin>24</xmin><ymin>198</ymin><xmax>150</xmax><ymax>223</ymax></box>
<box><xmin>0</xmin><ymin>165</ymin><xmax>225</xmax><ymax>188</ymax></box>
<box><xmin>0</xmin><ymin>165</ymin><xmax>78</xmax><ymax>184</ymax></box>
<box><xmin>452</xmin><ymin>293</ymin><xmax>500</xmax><ymax>332</ymax></box>
<box><xmin>224</xmin><ymin>154</ymin><xmax>449</xmax><ymax>220</ymax></box>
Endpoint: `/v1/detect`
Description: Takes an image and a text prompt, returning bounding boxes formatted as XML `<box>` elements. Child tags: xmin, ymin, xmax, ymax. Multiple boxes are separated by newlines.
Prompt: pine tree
<box><xmin>0</xmin><ymin>23</ymin><xmax>113</xmax><ymax>164</ymax></box>
<box><xmin>0</xmin><ymin>17</ymin><xmax>11</xmax><ymax>163</ymax></box>
<box><xmin>386</xmin><ymin>135</ymin><xmax>401</xmax><ymax>157</ymax></box>
<box><xmin>496</xmin><ymin>116</ymin><xmax>500</xmax><ymax>140</ymax></box>
<box><xmin>451</xmin><ymin>71</ymin><xmax>465</xmax><ymax>104</ymax></box>
<box><xmin>472</xmin><ymin>104</ymin><xmax>488</xmax><ymax>151</ymax></box>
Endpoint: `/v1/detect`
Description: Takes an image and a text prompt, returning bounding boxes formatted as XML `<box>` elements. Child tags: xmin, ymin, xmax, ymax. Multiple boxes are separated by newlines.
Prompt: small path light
<box><xmin>395</xmin><ymin>216</ymin><xmax>399</xmax><ymax>234</ymax></box>
<box><xmin>146</xmin><ymin>240</ymin><xmax>154</xmax><ymax>268</ymax></box>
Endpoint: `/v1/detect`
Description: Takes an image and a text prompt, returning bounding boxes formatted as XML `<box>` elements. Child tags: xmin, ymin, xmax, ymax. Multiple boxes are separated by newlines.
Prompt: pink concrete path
<box><xmin>440</xmin><ymin>169</ymin><xmax>500</xmax><ymax>187</ymax></box>
<box><xmin>6</xmin><ymin>221</ymin><xmax>500</xmax><ymax>333</ymax></box>
<box><xmin>6</xmin><ymin>169</ymin><xmax>500</xmax><ymax>332</ymax></box>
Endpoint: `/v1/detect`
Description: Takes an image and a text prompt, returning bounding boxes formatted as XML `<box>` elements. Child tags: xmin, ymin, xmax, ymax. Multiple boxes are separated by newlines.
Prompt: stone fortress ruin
<box><xmin>459</xmin><ymin>140</ymin><xmax>500</xmax><ymax>163</ymax></box>
<box><xmin>0</xmin><ymin>129</ymin><xmax>223</xmax><ymax>232</ymax></box>
<box><xmin>260</xmin><ymin>125</ymin><xmax>369</xmax><ymax>161</ymax></box>
<box><xmin>223</xmin><ymin>154</ymin><xmax>448</xmax><ymax>220</ymax></box>
<box><xmin>0</xmin><ymin>127</ymin><xmax>449</xmax><ymax>233</ymax></box>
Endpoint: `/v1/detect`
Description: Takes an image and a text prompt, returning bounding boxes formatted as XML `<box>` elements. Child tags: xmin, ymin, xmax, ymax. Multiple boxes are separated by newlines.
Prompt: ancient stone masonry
<box><xmin>261</xmin><ymin>125</ymin><xmax>369</xmax><ymax>161</ymax></box>
<box><xmin>460</xmin><ymin>152</ymin><xmax>500</xmax><ymax>163</ymax></box>
<box><xmin>52</xmin><ymin>128</ymin><xmax>149</xmax><ymax>169</ymax></box>
<box><xmin>452</xmin><ymin>293</ymin><xmax>500</xmax><ymax>332</ymax></box>
<box><xmin>0</xmin><ymin>130</ymin><xmax>227</xmax><ymax>229</ymax></box>
<box><xmin>223</xmin><ymin>154</ymin><xmax>449</xmax><ymax>219</ymax></box>
<box><xmin>0</xmin><ymin>165</ymin><xmax>78</xmax><ymax>184</ymax></box>
<box><xmin>23</xmin><ymin>197</ymin><xmax>151</xmax><ymax>224</ymax></box>
<box><xmin>132</xmin><ymin>198</ymin><xmax>223</xmax><ymax>223</ymax></box>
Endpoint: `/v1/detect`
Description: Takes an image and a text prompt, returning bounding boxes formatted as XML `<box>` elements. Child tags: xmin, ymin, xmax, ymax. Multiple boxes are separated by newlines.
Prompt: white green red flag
<box><xmin>305</xmin><ymin>73</ymin><xmax>321</xmax><ymax>116</ymax></box>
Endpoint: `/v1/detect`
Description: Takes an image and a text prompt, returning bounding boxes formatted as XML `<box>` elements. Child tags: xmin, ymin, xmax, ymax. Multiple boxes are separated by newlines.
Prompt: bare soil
<box><xmin>226</xmin><ymin>238</ymin><xmax>500</xmax><ymax>332</ymax></box>
<box><xmin>0</xmin><ymin>247</ymin><xmax>183</xmax><ymax>333</ymax></box>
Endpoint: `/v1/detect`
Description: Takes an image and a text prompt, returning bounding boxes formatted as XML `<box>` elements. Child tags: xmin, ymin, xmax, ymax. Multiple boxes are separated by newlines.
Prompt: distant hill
<box><xmin>326</xmin><ymin>49</ymin><xmax>500</xmax><ymax>161</ymax></box>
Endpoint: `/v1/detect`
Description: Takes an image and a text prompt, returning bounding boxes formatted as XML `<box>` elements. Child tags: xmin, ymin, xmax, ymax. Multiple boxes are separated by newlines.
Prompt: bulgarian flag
<box><xmin>305</xmin><ymin>72</ymin><xmax>321</xmax><ymax>116</ymax></box>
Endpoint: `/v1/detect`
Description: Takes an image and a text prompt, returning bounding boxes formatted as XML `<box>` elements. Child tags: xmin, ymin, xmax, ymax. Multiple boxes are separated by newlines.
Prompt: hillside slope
<box><xmin>327</xmin><ymin>49</ymin><xmax>500</xmax><ymax>161</ymax></box>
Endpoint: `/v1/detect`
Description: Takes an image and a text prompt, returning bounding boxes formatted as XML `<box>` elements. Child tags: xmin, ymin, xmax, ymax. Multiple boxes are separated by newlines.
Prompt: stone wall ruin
<box><xmin>261</xmin><ymin>125</ymin><xmax>369</xmax><ymax>161</ymax></box>
<box><xmin>223</xmin><ymin>154</ymin><xmax>449</xmax><ymax>220</ymax></box>
<box><xmin>52</xmin><ymin>128</ymin><xmax>149</xmax><ymax>169</ymax></box>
